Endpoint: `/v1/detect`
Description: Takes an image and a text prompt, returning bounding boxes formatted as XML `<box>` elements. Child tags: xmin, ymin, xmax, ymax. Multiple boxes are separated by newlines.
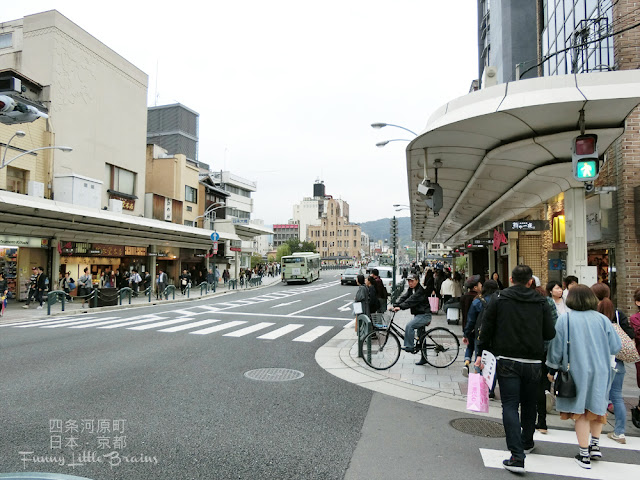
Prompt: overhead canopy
<box><xmin>0</xmin><ymin>191</ymin><xmax>241</xmax><ymax>249</ymax></box>
<box><xmin>406</xmin><ymin>70</ymin><xmax>640</xmax><ymax>246</ymax></box>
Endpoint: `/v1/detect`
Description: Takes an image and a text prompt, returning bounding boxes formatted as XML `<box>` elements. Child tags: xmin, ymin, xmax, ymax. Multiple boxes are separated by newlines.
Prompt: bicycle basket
<box><xmin>370</xmin><ymin>311</ymin><xmax>393</xmax><ymax>329</ymax></box>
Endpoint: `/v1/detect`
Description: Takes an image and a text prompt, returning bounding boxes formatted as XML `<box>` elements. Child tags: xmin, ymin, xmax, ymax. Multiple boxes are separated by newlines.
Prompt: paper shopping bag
<box><xmin>428</xmin><ymin>294</ymin><xmax>439</xmax><ymax>314</ymax></box>
<box><xmin>466</xmin><ymin>373</ymin><xmax>489</xmax><ymax>413</ymax></box>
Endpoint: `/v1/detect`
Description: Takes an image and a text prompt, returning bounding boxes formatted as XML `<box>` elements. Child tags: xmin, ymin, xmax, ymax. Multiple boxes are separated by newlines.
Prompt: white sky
<box><xmin>3</xmin><ymin>1</ymin><xmax>479</xmax><ymax>226</ymax></box>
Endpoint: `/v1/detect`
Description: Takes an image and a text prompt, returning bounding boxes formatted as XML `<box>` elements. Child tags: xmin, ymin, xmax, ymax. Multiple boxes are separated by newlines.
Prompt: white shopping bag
<box><xmin>480</xmin><ymin>350</ymin><xmax>496</xmax><ymax>389</ymax></box>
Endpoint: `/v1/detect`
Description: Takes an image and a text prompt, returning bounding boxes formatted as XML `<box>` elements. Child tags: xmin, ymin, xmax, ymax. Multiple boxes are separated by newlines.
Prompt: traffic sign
<box><xmin>210</xmin><ymin>232</ymin><xmax>219</xmax><ymax>242</ymax></box>
<box><xmin>212</xmin><ymin>241</ymin><xmax>218</xmax><ymax>254</ymax></box>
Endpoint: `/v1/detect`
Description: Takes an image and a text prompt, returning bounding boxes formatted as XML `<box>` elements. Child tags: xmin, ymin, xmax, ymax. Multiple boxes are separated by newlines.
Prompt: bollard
<box><xmin>119</xmin><ymin>287</ymin><xmax>133</xmax><ymax>305</ymax></box>
<box><xmin>46</xmin><ymin>290</ymin><xmax>66</xmax><ymax>315</ymax></box>
<box><xmin>199</xmin><ymin>282</ymin><xmax>208</xmax><ymax>296</ymax></box>
<box><xmin>357</xmin><ymin>314</ymin><xmax>371</xmax><ymax>358</ymax></box>
<box><xmin>164</xmin><ymin>284</ymin><xmax>176</xmax><ymax>300</ymax></box>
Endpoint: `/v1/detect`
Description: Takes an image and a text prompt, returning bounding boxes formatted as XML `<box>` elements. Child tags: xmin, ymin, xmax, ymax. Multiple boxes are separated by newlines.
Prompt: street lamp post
<box><xmin>2</xmin><ymin>142</ymin><xmax>73</xmax><ymax>169</ymax></box>
<box><xmin>371</xmin><ymin>123</ymin><xmax>418</xmax><ymax>136</ymax></box>
<box><xmin>376</xmin><ymin>139</ymin><xmax>412</xmax><ymax>148</ymax></box>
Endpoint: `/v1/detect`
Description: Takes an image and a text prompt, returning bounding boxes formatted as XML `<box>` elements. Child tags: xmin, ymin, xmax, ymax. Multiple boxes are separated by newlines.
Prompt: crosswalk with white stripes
<box><xmin>1</xmin><ymin>307</ymin><xmax>339</xmax><ymax>344</ymax></box>
<box><xmin>481</xmin><ymin>428</ymin><xmax>640</xmax><ymax>479</ymax></box>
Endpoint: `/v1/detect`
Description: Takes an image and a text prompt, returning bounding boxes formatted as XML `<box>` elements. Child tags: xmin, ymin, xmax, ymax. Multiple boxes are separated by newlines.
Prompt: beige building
<box><xmin>0</xmin><ymin>10</ymin><xmax>148</xmax><ymax>214</ymax></box>
<box><xmin>307</xmin><ymin>198</ymin><xmax>361</xmax><ymax>264</ymax></box>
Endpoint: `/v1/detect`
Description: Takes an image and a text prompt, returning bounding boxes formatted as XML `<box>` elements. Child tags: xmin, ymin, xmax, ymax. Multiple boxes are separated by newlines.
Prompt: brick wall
<box><xmin>606</xmin><ymin>0</ymin><xmax>640</xmax><ymax>314</ymax></box>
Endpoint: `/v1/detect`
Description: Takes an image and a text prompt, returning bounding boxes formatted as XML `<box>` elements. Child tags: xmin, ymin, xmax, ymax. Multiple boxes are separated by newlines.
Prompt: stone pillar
<box><xmin>488</xmin><ymin>247</ymin><xmax>496</xmax><ymax>279</ymax></box>
<box><xmin>508</xmin><ymin>232</ymin><xmax>518</xmax><ymax>278</ymax></box>
<box><xmin>50</xmin><ymin>238</ymin><xmax>60</xmax><ymax>288</ymax></box>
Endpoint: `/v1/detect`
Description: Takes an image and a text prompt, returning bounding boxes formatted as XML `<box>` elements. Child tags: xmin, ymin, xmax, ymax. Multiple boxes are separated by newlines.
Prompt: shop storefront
<box><xmin>0</xmin><ymin>235</ymin><xmax>50</xmax><ymax>300</ymax></box>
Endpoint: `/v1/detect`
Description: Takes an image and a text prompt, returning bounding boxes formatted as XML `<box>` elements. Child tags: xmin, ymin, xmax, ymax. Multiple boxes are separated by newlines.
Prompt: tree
<box><xmin>284</xmin><ymin>237</ymin><xmax>317</xmax><ymax>253</ymax></box>
<box><xmin>250</xmin><ymin>253</ymin><xmax>263</xmax><ymax>269</ymax></box>
<box><xmin>267</xmin><ymin>254</ymin><xmax>276</xmax><ymax>263</ymax></box>
<box><xmin>276</xmin><ymin>244</ymin><xmax>291</xmax><ymax>262</ymax></box>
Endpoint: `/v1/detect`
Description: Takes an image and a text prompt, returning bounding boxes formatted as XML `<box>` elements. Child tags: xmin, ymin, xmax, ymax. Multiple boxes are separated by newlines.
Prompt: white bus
<box><xmin>281</xmin><ymin>252</ymin><xmax>321</xmax><ymax>284</ymax></box>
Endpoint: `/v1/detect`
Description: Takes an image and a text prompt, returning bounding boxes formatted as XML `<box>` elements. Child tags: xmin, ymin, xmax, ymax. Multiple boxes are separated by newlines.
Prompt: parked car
<box><xmin>340</xmin><ymin>268</ymin><xmax>361</xmax><ymax>285</ymax></box>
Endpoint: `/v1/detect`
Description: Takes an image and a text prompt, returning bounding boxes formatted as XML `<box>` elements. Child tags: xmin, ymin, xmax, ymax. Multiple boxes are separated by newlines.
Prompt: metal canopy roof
<box><xmin>0</xmin><ymin>191</ymin><xmax>241</xmax><ymax>249</ymax></box>
<box><xmin>406</xmin><ymin>70</ymin><xmax>640</xmax><ymax>246</ymax></box>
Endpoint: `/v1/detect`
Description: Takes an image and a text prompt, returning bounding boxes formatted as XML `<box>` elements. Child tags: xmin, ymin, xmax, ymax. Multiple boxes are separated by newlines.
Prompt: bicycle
<box><xmin>361</xmin><ymin>310</ymin><xmax>460</xmax><ymax>370</ymax></box>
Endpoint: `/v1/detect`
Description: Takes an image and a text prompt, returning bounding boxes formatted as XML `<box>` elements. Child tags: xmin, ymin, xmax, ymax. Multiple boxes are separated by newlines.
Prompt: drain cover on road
<box><xmin>450</xmin><ymin>418</ymin><xmax>505</xmax><ymax>437</ymax></box>
<box><xmin>244</xmin><ymin>368</ymin><xmax>304</xmax><ymax>382</ymax></box>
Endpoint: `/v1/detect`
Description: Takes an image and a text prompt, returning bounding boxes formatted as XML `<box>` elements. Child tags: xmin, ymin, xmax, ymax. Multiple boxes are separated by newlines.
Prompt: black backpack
<box><xmin>473</xmin><ymin>296</ymin><xmax>488</xmax><ymax>342</ymax></box>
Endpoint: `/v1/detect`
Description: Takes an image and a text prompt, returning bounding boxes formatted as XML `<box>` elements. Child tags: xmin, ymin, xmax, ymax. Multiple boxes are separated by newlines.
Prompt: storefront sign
<box><xmin>89</xmin><ymin>249</ymin><xmax>102</xmax><ymax>254</ymax></box>
<box><xmin>109</xmin><ymin>195</ymin><xmax>135</xmax><ymax>211</ymax></box>
<box><xmin>492</xmin><ymin>229</ymin><xmax>507</xmax><ymax>251</ymax></box>
<box><xmin>549</xmin><ymin>259</ymin><xmax>565</xmax><ymax>271</ymax></box>
<box><xmin>0</xmin><ymin>236</ymin><xmax>49</xmax><ymax>248</ymax></box>
<box><xmin>148</xmin><ymin>252</ymin><xmax>158</xmax><ymax>257</ymax></box>
<box><xmin>164</xmin><ymin>197</ymin><xmax>172</xmax><ymax>221</ymax></box>
<box><xmin>503</xmin><ymin>220</ymin><xmax>550</xmax><ymax>232</ymax></box>
<box><xmin>232</xmin><ymin>218</ymin><xmax>249</xmax><ymax>224</ymax></box>
<box><xmin>124</xmin><ymin>246</ymin><xmax>147</xmax><ymax>256</ymax></box>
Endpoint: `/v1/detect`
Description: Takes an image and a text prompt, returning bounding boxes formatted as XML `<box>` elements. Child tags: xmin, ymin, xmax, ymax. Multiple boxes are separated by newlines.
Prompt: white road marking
<box><xmin>128</xmin><ymin>317</ymin><xmax>196</xmax><ymax>331</ymax></box>
<box><xmin>41</xmin><ymin>317</ymin><xmax>118</xmax><ymax>328</ymax></box>
<box><xmin>189</xmin><ymin>320</ymin><xmax>247</xmax><ymax>335</ymax></box>
<box><xmin>97</xmin><ymin>315</ymin><xmax>164</xmax><ymax>329</ymax></box>
<box><xmin>338</xmin><ymin>302</ymin><xmax>353</xmax><ymax>312</ymax></box>
<box><xmin>68</xmin><ymin>318</ymin><xmax>125</xmax><ymax>329</ymax></box>
<box><xmin>270</xmin><ymin>300</ymin><xmax>301</xmax><ymax>308</ymax></box>
<box><xmin>11</xmin><ymin>317</ymin><xmax>97</xmax><ymax>328</ymax></box>
<box><xmin>223</xmin><ymin>322</ymin><xmax>275</xmax><ymax>337</ymax></box>
<box><xmin>292</xmin><ymin>326</ymin><xmax>333</xmax><ymax>342</ymax></box>
<box><xmin>287</xmin><ymin>293</ymin><xmax>352</xmax><ymax>316</ymax></box>
<box><xmin>257</xmin><ymin>324</ymin><xmax>304</xmax><ymax>339</ymax></box>
<box><xmin>480</xmin><ymin>448</ymin><xmax>640</xmax><ymax>479</ymax></box>
<box><xmin>190</xmin><ymin>310</ymin><xmax>348</xmax><ymax>322</ymax></box>
<box><xmin>532</xmin><ymin>428</ymin><xmax>640</xmax><ymax>451</ymax></box>
<box><xmin>159</xmin><ymin>319</ymin><xmax>220</xmax><ymax>332</ymax></box>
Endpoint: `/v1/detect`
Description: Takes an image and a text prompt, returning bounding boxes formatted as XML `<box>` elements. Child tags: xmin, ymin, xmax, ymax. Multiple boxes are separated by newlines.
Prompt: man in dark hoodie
<box><xmin>476</xmin><ymin>264</ymin><xmax>555</xmax><ymax>474</ymax></box>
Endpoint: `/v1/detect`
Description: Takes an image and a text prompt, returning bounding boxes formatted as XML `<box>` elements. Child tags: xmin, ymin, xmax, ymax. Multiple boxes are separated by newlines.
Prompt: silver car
<box><xmin>340</xmin><ymin>268</ymin><xmax>361</xmax><ymax>285</ymax></box>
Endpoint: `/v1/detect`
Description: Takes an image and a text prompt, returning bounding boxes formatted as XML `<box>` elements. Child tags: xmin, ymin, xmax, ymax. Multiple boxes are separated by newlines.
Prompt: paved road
<box><xmin>2</xmin><ymin>272</ymin><xmax>639</xmax><ymax>480</ymax></box>
<box><xmin>0</xmin><ymin>277</ymin><xmax>369</xmax><ymax>479</ymax></box>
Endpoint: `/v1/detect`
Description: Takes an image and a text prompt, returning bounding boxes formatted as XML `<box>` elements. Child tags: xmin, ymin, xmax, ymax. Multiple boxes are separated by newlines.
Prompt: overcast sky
<box><xmin>3</xmin><ymin>1</ymin><xmax>478</xmax><ymax>226</ymax></box>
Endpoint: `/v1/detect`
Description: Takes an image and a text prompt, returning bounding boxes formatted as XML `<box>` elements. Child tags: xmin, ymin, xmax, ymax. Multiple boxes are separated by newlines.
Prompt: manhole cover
<box><xmin>244</xmin><ymin>368</ymin><xmax>304</xmax><ymax>382</ymax></box>
<box><xmin>450</xmin><ymin>418</ymin><xmax>505</xmax><ymax>437</ymax></box>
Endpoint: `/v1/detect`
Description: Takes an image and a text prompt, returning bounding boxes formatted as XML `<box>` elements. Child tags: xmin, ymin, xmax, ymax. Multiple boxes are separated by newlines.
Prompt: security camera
<box><xmin>417</xmin><ymin>182</ymin><xmax>435</xmax><ymax>196</ymax></box>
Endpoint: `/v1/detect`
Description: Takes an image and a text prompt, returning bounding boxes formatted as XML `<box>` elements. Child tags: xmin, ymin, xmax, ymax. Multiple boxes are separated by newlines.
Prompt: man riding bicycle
<box><xmin>389</xmin><ymin>273</ymin><xmax>432</xmax><ymax>365</ymax></box>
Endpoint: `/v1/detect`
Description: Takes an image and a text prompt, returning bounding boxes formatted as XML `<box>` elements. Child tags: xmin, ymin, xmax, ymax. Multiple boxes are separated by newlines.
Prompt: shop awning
<box><xmin>406</xmin><ymin>69</ymin><xmax>640</xmax><ymax>246</ymax></box>
<box><xmin>0</xmin><ymin>191</ymin><xmax>241</xmax><ymax>249</ymax></box>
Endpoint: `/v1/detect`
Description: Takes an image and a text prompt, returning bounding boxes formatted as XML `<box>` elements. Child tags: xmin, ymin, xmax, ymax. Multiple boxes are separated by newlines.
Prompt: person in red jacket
<box><xmin>630</xmin><ymin>288</ymin><xmax>640</xmax><ymax>428</ymax></box>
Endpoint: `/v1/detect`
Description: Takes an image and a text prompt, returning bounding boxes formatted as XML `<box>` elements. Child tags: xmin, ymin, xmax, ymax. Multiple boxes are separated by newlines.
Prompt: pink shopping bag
<box><xmin>428</xmin><ymin>294</ymin><xmax>439</xmax><ymax>314</ymax></box>
<box><xmin>466</xmin><ymin>373</ymin><xmax>489</xmax><ymax>413</ymax></box>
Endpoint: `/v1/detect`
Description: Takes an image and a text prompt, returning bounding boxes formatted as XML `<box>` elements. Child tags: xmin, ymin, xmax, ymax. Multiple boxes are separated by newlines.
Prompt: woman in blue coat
<box><xmin>546</xmin><ymin>284</ymin><xmax>621</xmax><ymax>469</ymax></box>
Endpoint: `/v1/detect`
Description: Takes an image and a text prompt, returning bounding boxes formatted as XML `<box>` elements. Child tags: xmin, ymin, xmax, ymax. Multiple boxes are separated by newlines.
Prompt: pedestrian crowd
<box><xmin>354</xmin><ymin>262</ymin><xmax>640</xmax><ymax>473</ymax></box>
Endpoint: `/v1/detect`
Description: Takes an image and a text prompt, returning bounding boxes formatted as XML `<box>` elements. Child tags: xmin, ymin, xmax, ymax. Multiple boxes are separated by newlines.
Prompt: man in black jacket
<box><xmin>476</xmin><ymin>265</ymin><xmax>555</xmax><ymax>473</ymax></box>
<box><xmin>390</xmin><ymin>273</ymin><xmax>431</xmax><ymax>364</ymax></box>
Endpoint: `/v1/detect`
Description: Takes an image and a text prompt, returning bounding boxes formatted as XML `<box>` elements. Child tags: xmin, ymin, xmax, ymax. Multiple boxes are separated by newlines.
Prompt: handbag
<box><xmin>554</xmin><ymin>313</ymin><xmax>577</xmax><ymax>398</ymax></box>
<box><xmin>613</xmin><ymin>311</ymin><xmax>640</xmax><ymax>363</ymax></box>
<box><xmin>466</xmin><ymin>373</ymin><xmax>489</xmax><ymax>413</ymax></box>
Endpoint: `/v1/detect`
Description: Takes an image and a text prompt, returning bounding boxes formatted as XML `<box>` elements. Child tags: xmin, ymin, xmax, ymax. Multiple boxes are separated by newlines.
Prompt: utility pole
<box><xmin>390</xmin><ymin>216</ymin><xmax>398</xmax><ymax>291</ymax></box>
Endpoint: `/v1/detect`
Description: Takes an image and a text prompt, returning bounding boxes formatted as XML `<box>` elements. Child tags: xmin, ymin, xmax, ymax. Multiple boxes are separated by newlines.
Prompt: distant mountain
<box><xmin>358</xmin><ymin>217</ymin><xmax>412</xmax><ymax>246</ymax></box>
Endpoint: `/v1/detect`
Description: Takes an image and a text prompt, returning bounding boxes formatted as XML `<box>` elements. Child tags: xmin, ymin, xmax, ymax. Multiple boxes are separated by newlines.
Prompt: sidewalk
<box><xmin>316</xmin><ymin>308</ymin><xmax>640</xmax><ymax>434</ymax></box>
<box><xmin>0</xmin><ymin>276</ymin><xmax>282</xmax><ymax>325</ymax></box>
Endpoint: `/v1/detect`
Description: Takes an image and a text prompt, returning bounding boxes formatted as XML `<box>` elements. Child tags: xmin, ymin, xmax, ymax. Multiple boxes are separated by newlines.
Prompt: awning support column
<box><xmin>564</xmin><ymin>187</ymin><xmax>590</xmax><ymax>282</ymax></box>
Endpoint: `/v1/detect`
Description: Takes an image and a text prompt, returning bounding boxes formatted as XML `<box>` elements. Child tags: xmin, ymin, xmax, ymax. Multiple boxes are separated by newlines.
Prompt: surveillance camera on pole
<box><xmin>0</xmin><ymin>94</ymin><xmax>49</xmax><ymax>125</ymax></box>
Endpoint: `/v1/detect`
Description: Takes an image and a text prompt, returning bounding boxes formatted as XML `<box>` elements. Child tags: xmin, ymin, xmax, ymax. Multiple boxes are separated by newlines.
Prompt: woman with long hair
<box><xmin>546</xmin><ymin>285</ymin><xmax>621</xmax><ymax>469</ymax></box>
<box><xmin>591</xmin><ymin>282</ymin><xmax>635</xmax><ymax>444</ymax></box>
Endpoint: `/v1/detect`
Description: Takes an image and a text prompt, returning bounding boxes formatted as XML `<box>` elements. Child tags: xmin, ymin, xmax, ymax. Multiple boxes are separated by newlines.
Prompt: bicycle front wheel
<box><xmin>361</xmin><ymin>330</ymin><xmax>401</xmax><ymax>370</ymax></box>
<box><xmin>421</xmin><ymin>327</ymin><xmax>460</xmax><ymax>368</ymax></box>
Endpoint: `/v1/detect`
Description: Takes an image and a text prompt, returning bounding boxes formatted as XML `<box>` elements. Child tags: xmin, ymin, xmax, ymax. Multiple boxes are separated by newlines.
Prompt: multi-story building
<box><xmin>477</xmin><ymin>0</ymin><xmax>538</xmax><ymax>85</ymax></box>
<box><xmin>147</xmin><ymin>103</ymin><xmax>199</xmax><ymax>165</ymax></box>
<box><xmin>307</xmin><ymin>198</ymin><xmax>361</xmax><ymax>264</ymax></box>
<box><xmin>273</xmin><ymin>224</ymin><xmax>300</xmax><ymax>247</ymax></box>
<box><xmin>0</xmin><ymin>10</ymin><xmax>255</xmax><ymax>296</ymax></box>
<box><xmin>292</xmin><ymin>180</ymin><xmax>327</xmax><ymax>241</ymax></box>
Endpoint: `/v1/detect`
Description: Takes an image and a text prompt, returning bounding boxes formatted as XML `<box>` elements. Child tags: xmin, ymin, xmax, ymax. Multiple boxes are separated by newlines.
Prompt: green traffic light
<box><xmin>576</xmin><ymin>159</ymin><xmax>598</xmax><ymax>179</ymax></box>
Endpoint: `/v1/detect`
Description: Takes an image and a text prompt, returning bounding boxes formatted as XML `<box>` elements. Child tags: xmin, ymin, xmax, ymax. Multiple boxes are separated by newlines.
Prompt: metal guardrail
<box><xmin>356</xmin><ymin>314</ymin><xmax>372</xmax><ymax>358</ymax></box>
<box><xmin>119</xmin><ymin>287</ymin><xmax>133</xmax><ymax>305</ymax></box>
<box><xmin>46</xmin><ymin>290</ymin><xmax>66</xmax><ymax>315</ymax></box>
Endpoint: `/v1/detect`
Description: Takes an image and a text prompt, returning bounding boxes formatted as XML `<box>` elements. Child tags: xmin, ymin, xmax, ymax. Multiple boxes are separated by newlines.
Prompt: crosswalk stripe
<box><xmin>223</xmin><ymin>322</ymin><xmax>275</xmax><ymax>337</ymax></box>
<box><xmin>189</xmin><ymin>320</ymin><xmax>247</xmax><ymax>335</ymax></box>
<box><xmin>158</xmin><ymin>319</ymin><xmax>220</xmax><ymax>332</ymax></box>
<box><xmin>38</xmin><ymin>318</ymin><xmax>108</xmax><ymax>328</ymax></box>
<box><xmin>97</xmin><ymin>315</ymin><xmax>163</xmax><ymax>329</ymax></box>
<box><xmin>292</xmin><ymin>326</ymin><xmax>333</xmax><ymax>342</ymax></box>
<box><xmin>12</xmin><ymin>317</ymin><xmax>97</xmax><ymax>328</ymax></box>
<box><xmin>533</xmin><ymin>429</ymin><xmax>640</xmax><ymax>451</ymax></box>
<box><xmin>1</xmin><ymin>317</ymin><xmax>75</xmax><ymax>327</ymax></box>
<box><xmin>480</xmin><ymin>448</ymin><xmax>640</xmax><ymax>479</ymax></box>
<box><xmin>257</xmin><ymin>324</ymin><xmax>304</xmax><ymax>339</ymax></box>
<box><xmin>195</xmin><ymin>306</ymin><xmax>220</xmax><ymax>312</ymax></box>
<box><xmin>68</xmin><ymin>317</ymin><xmax>123</xmax><ymax>329</ymax></box>
<box><xmin>128</xmin><ymin>317</ymin><xmax>195</xmax><ymax>331</ymax></box>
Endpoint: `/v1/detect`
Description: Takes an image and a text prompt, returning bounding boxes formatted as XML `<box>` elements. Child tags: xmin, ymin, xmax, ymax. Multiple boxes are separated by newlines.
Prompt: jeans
<box><xmin>609</xmin><ymin>360</ymin><xmax>626</xmax><ymax>435</ymax></box>
<box><xmin>535</xmin><ymin>362</ymin><xmax>551</xmax><ymax>429</ymax></box>
<box><xmin>496</xmin><ymin>359</ymin><xmax>541</xmax><ymax>460</ymax></box>
<box><xmin>404</xmin><ymin>313</ymin><xmax>431</xmax><ymax>349</ymax></box>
